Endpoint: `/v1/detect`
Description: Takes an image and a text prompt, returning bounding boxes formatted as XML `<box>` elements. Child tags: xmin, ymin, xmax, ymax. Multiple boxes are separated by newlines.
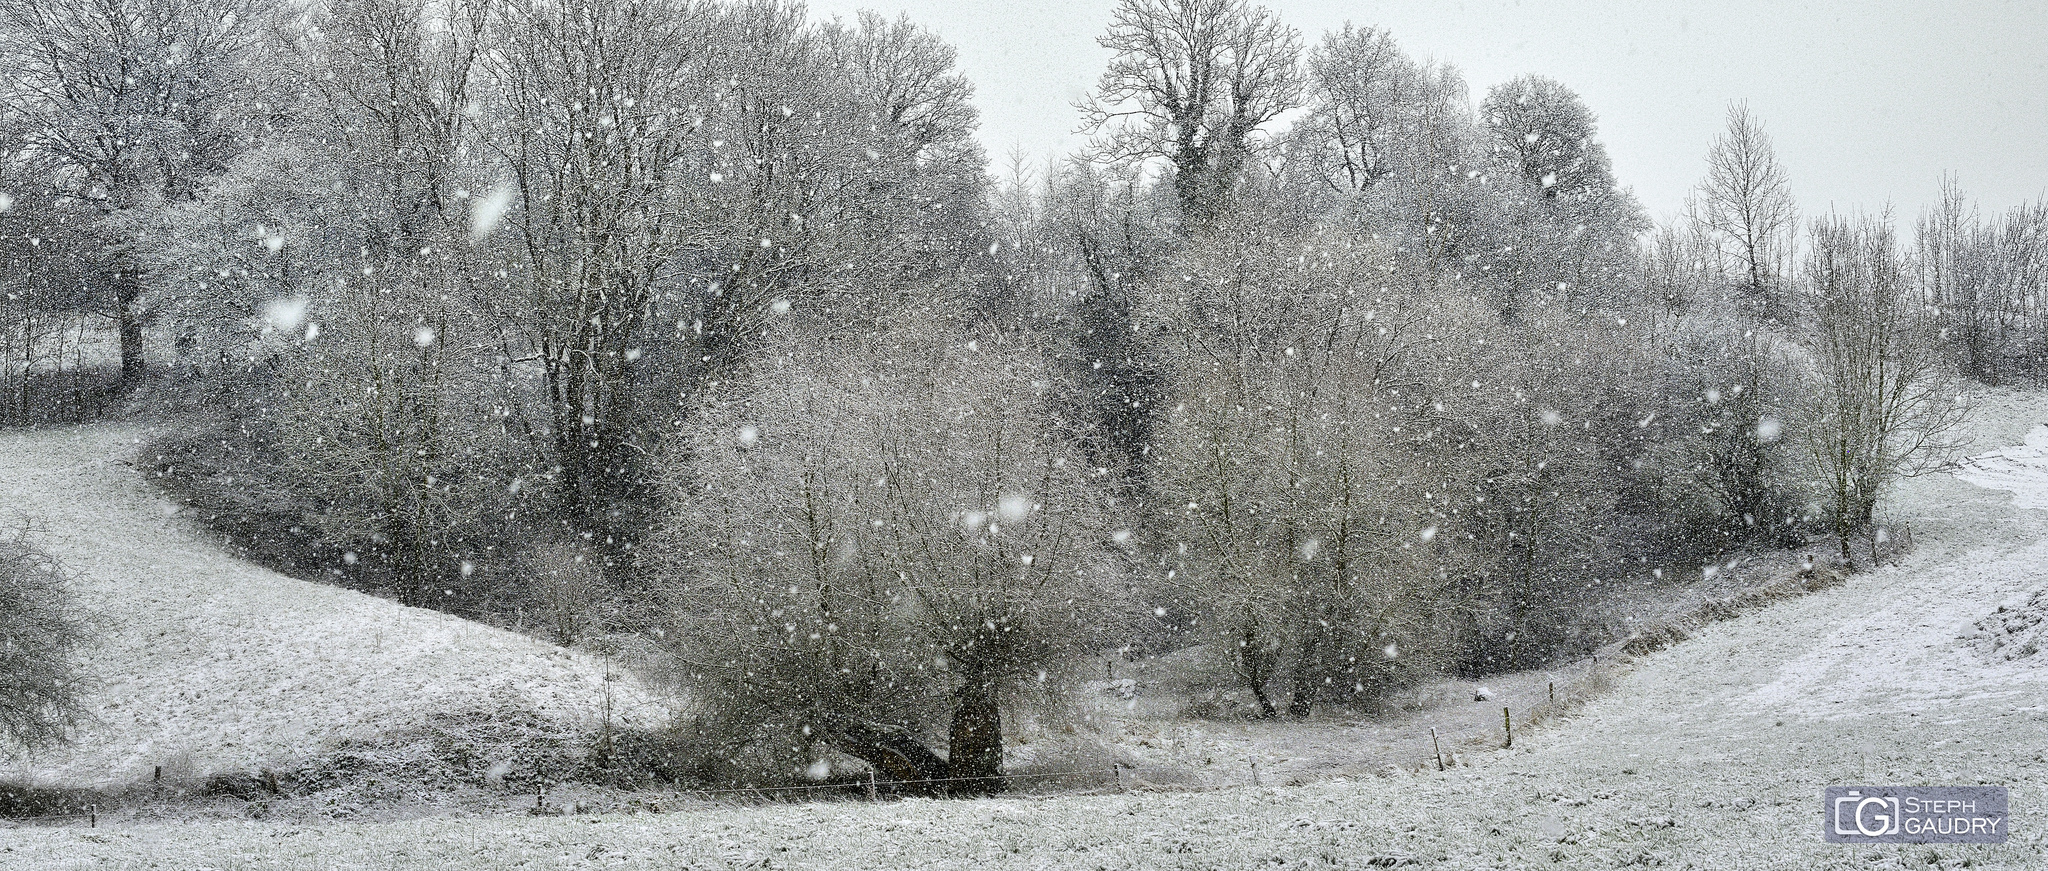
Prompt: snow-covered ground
<box><xmin>1956</xmin><ymin>420</ymin><xmax>2048</xmax><ymax>512</ymax></box>
<box><xmin>7</xmin><ymin>387</ymin><xmax>2048</xmax><ymax>868</ymax></box>
<box><xmin>0</xmin><ymin>423</ymin><xmax>669</xmax><ymax>790</ymax></box>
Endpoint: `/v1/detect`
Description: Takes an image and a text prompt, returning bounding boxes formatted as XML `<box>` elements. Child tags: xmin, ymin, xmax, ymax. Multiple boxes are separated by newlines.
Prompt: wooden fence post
<box><xmin>1431</xmin><ymin>728</ymin><xmax>1445</xmax><ymax>771</ymax></box>
<box><xmin>1503</xmin><ymin>707</ymin><xmax>1513</xmax><ymax>749</ymax></box>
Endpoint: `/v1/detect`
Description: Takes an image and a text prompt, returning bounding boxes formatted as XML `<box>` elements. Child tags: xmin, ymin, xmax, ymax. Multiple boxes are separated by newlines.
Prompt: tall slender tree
<box><xmin>1698</xmin><ymin>101</ymin><xmax>1797</xmax><ymax>314</ymax></box>
<box><xmin>1804</xmin><ymin>212</ymin><xmax>1967</xmax><ymax>564</ymax></box>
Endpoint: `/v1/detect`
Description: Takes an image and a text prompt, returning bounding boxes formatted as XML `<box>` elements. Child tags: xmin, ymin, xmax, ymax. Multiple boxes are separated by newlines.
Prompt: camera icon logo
<box><xmin>1825</xmin><ymin>785</ymin><xmax>2006</xmax><ymax>844</ymax></box>
<box><xmin>1833</xmin><ymin>790</ymin><xmax>1900</xmax><ymax>837</ymax></box>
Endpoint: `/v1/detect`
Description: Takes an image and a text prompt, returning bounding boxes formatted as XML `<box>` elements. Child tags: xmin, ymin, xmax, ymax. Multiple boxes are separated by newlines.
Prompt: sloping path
<box><xmin>0</xmin><ymin>423</ymin><xmax>666</xmax><ymax>789</ymax></box>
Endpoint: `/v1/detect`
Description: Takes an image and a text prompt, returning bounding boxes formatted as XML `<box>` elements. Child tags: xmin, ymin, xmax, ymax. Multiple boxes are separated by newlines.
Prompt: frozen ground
<box><xmin>0</xmin><ymin>423</ymin><xmax>669</xmax><ymax>790</ymax></box>
<box><xmin>1956</xmin><ymin>418</ymin><xmax>2048</xmax><ymax>512</ymax></box>
<box><xmin>5</xmin><ymin>387</ymin><xmax>2048</xmax><ymax>868</ymax></box>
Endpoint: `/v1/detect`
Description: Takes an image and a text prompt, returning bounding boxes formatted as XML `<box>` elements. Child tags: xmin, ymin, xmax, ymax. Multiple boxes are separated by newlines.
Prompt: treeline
<box><xmin>0</xmin><ymin>0</ymin><xmax>1982</xmax><ymax>787</ymax></box>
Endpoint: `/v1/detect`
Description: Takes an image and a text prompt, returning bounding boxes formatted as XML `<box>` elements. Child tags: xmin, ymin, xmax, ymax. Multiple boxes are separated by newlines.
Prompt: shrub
<box><xmin>0</xmin><ymin>527</ymin><xmax>88</xmax><ymax>752</ymax></box>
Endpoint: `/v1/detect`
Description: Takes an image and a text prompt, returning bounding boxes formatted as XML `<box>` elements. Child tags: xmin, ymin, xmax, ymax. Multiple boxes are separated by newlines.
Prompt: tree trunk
<box><xmin>1249</xmin><ymin>682</ymin><xmax>1279</xmax><ymax>719</ymax></box>
<box><xmin>1235</xmin><ymin>609</ymin><xmax>1280</xmax><ymax>719</ymax></box>
<box><xmin>823</xmin><ymin>719</ymin><xmax>951</xmax><ymax>797</ymax></box>
<box><xmin>113</xmin><ymin>261</ymin><xmax>144</xmax><ymax>382</ymax></box>
<box><xmin>1286</xmin><ymin>619</ymin><xmax>1324</xmax><ymax>718</ymax></box>
<box><xmin>946</xmin><ymin>675</ymin><xmax>1005</xmax><ymax>797</ymax></box>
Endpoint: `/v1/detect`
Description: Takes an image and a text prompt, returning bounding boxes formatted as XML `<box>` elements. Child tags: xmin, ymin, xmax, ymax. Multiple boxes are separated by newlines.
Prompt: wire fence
<box><xmin>4</xmin><ymin>669</ymin><xmax>1599</xmax><ymax>830</ymax></box>
<box><xmin>0</xmin><ymin>806</ymin><xmax>100</xmax><ymax>827</ymax></box>
<box><xmin>0</xmin><ymin>710</ymin><xmax>1548</xmax><ymax>829</ymax></box>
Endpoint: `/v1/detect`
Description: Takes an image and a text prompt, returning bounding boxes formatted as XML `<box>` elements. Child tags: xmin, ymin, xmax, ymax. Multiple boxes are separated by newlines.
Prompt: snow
<box><xmin>1954</xmin><ymin>422</ymin><xmax>2048</xmax><ymax>511</ymax></box>
<box><xmin>260</xmin><ymin>297</ymin><xmax>307</xmax><ymax>333</ymax></box>
<box><xmin>8</xmin><ymin>388</ymin><xmax>2048</xmax><ymax>868</ymax></box>
<box><xmin>0</xmin><ymin>423</ymin><xmax>668</xmax><ymax>789</ymax></box>
<box><xmin>468</xmin><ymin>185</ymin><xmax>514</xmax><ymax>242</ymax></box>
<box><xmin>1963</xmin><ymin>590</ymin><xmax>2048</xmax><ymax>662</ymax></box>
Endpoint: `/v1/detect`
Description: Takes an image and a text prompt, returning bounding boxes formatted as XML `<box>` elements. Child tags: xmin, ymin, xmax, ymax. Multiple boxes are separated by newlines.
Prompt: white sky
<box><xmin>806</xmin><ymin>0</ymin><xmax>2048</xmax><ymax>226</ymax></box>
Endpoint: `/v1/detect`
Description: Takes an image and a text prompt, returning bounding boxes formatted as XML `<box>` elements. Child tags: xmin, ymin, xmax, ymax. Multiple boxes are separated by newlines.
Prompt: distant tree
<box><xmin>1697</xmin><ymin>102</ymin><xmax>1797</xmax><ymax>314</ymax></box>
<box><xmin>1476</xmin><ymin>75</ymin><xmax>1645</xmax><ymax>319</ymax></box>
<box><xmin>0</xmin><ymin>180</ymin><xmax>100</xmax><ymax>423</ymax></box>
<box><xmin>1288</xmin><ymin>26</ymin><xmax>1477</xmax><ymax>276</ymax></box>
<box><xmin>491</xmin><ymin>0</ymin><xmax>991</xmax><ymax>572</ymax></box>
<box><xmin>488</xmin><ymin>0</ymin><xmax>714</xmax><ymax>568</ymax></box>
<box><xmin>1080</xmin><ymin>0</ymin><xmax>1305</xmax><ymax>229</ymax></box>
<box><xmin>1445</xmin><ymin>377</ymin><xmax>1612</xmax><ymax>672</ymax></box>
<box><xmin>1982</xmin><ymin>200</ymin><xmax>2048</xmax><ymax>379</ymax></box>
<box><xmin>1296</xmin><ymin>25</ymin><xmax>1426</xmax><ymax>193</ymax></box>
<box><xmin>0</xmin><ymin>0</ymin><xmax>279</xmax><ymax>380</ymax></box>
<box><xmin>1040</xmin><ymin>159</ymin><xmax>1170</xmax><ymax>490</ymax></box>
<box><xmin>1641</xmin><ymin>215</ymin><xmax>1720</xmax><ymax>316</ymax></box>
<box><xmin>1645</xmin><ymin>310</ymin><xmax>1807</xmax><ymax>551</ymax></box>
<box><xmin>1803</xmin><ymin>213</ymin><xmax>1968</xmax><ymax>565</ymax></box>
<box><xmin>1915</xmin><ymin>175</ymin><xmax>2014</xmax><ymax>382</ymax></box>
<box><xmin>145</xmin><ymin>0</ymin><xmax>528</xmax><ymax>610</ymax></box>
<box><xmin>0</xmin><ymin>528</ymin><xmax>87</xmax><ymax>752</ymax></box>
<box><xmin>1479</xmin><ymin>75</ymin><xmax>1613</xmax><ymax>203</ymax></box>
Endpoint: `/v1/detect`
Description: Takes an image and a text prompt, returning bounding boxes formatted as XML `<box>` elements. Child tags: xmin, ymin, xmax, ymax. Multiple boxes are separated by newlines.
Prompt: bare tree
<box><xmin>1041</xmin><ymin>159</ymin><xmax>1170</xmax><ymax>491</ymax></box>
<box><xmin>1146</xmin><ymin>201</ymin><xmax>1455</xmax><ymax>716</ymax></box>
<box><xmin>1698</xmin><ymin>102</ymin><xmax>1797</xmax><ymax>313</ymax></box>
<box><xmin>1989</xmin><ymin>201</ymin><xmax>2048</xmax><ymax>379</ymax></box>
<box><xmin>143</xmin><ymin>0</ymin><xmax>526</xmax><ymax>609</ymax></box>
<box><xmin>487</xmin><ymin>0</ymin><xmax>991</xmax><ymax>571</ymax></box>
<box><xmin>651</xmin><ymin>326</ymin><xmax>1126</xmax><ymax>794</ymax></box>
<box><xmin>0</xmin><ymin>181</ymin><xmax>102</xmax><ymax>423</ymax></box>
<box><xmin>1475</xmin><ymin>75</ymin><xmax>1645</xmax><ymax>319</ymax></box>
<box><xmin>1641</xmin><ymin>214</ymin><xmax>1720</xmax><ymax>316</ymax></box>
<box><xmin>1080</xmin><ymin>0</ymin><xmax>1304</xmax><ymax>229</ymax></box>
<box><xmin>1296</xmin><ymin>24</ymin><xmax>1421</xmax><ymax>193</ymax></box>
<box><xmin>0</xmin><ymin>0</ymin><xmax>278</xmax><ymax>380</ymax></box>
<box><xmin>1479</xmin><ymin>75</ymin><xmax>1614</xmax><ymax>203</ymax></box>
<box><xmin>1288</xmin><ymin>25</ymin><xmax>1477</xmax><ymax>276</ymax></box>
<box><xmin>1913</xmin><ymin>175</ymin><xmax>2048</xmax><ymax>383</ymax></box>
<box><xmin>1804</xmin><ymin>212</ymin><xmax>1968</xmax><ymax>565</ymax></box>
<box><xmin>490</xmin><ymin>0</ymin><xmax>713</xmax><ymax>565</ymax></box>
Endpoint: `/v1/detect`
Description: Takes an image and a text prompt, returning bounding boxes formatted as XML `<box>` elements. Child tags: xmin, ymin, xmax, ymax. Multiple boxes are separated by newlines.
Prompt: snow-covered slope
<box><xmin>1956</xmin><ymin>421</ymin><xmax>2048</xmax><ymax>511</ymax></box>
<box><xmin>8</xmin><ymin>390</ymin><xmax>2048</xmax><ymax>868</ymax></box>
<box><xmin>0</xmin><ymin>423</ymin><xmax>668</xmax><ymax>788</ymax></box>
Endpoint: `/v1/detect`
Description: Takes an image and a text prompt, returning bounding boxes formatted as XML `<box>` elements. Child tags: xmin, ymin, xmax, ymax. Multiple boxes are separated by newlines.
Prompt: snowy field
<box><xmin>5</xmin><ymin>388</ymin><xmax>2048</xmax><ymax>868</ymax></box>
<box><xmin>0</xmin><ymin>423</ymin><xmax>668</xmax><ymax>791</ymax></box>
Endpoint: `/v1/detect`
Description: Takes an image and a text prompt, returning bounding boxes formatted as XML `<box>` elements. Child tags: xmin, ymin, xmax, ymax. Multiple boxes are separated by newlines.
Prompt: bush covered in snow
<box><xmin>0</xmin><ymin>527</ymin><xmax>87</xmax><ymax>752</ymax></box>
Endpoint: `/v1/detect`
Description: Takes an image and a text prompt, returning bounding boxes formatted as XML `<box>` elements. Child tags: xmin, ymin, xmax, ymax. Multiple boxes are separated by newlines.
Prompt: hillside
<box><xmin>4</xmin><ymin>393</ymin><xmax>2045</xmax><ymax>867</ymax></box>
<box><xmin>0</xmin><ymin>423</ymin><xmax>668</xmax><ymax>792</ymax></box>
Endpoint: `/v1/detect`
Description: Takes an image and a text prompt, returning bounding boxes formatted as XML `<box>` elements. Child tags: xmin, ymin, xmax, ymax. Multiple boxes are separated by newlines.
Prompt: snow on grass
<box><xmin>9</xmin><ymin>389</ymin><xmax>2048</xmax><ymax>868</ymax></box>
<box><xmin>1955</xmin><ymin>422</ymin><xmax>2048</xmax><ymax>512</ymax></box>
<box><xmin>0</xmin><ymin>423</ymin><xmax>668</xmax><ymax>789</ymax></box>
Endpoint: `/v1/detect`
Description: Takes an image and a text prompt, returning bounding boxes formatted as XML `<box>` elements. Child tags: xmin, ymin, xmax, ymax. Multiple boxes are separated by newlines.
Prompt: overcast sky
<box><xmin>805</xmin><ymin>0</ymin><xmax>2048</xmax><ymax>226</ymax></box>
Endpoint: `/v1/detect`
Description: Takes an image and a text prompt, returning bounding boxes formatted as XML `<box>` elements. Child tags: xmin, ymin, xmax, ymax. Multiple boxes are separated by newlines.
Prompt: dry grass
<box><xmin>1618</xmin><ymin>559</ymin><xmax>1849</xmax><ymax>658</ymax></box>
